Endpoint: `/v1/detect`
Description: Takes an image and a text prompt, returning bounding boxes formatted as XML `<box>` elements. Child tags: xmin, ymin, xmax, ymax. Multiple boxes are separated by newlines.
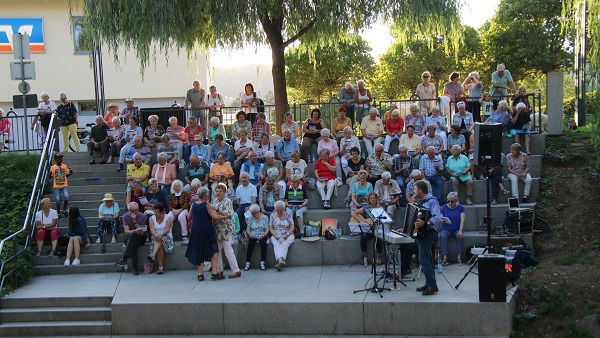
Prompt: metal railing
<box><xmin>0</xmin><ymin>110</ymin><xmax>46</xmax><ymax>154</ymax></box>
<box><xmin>0</xmin><ymin>113</ymin><xmax>58</xmax><ymax>297</ymax></box>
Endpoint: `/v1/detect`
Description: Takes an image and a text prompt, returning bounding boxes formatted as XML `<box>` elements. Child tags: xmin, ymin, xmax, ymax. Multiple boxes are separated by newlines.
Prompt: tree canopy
<box><xmin>285</xmin><ymin>36</ymin><xmax>375</xmax><ymax>102</ymax></box>
<box><xmin>76</xmin><ymin>0</ymin><xmax>463</xmax><ymax>126</ymax></box>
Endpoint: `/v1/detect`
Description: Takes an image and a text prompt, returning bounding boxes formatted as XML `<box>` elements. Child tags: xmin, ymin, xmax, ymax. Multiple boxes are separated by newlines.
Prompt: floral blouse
<box><xmin>270</xmin><ymin>212</ymin><xmax>294</xmax><ymax>239</ymax></box>
<box><xmin>231</xmin><ymin>120</ymin><xmax>252</xmax><ymax>140</ymax></box>
<box><xmin>213</xmin><ymin>197</ymin><xmax>235</xmax><ymax>241</ymax></box>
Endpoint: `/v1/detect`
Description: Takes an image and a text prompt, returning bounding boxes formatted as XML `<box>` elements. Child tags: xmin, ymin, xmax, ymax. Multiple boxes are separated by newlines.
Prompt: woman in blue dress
<box><xmin>185</xmin><ymin>187</ymin><xmax>229</xmax><ymax>281</ymax></box>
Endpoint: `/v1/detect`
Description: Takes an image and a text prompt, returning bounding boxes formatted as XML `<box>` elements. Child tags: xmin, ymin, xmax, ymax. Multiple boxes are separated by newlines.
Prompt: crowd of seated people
<box><xmin>36</xmin><ymin>71</ymin><xmax>540</xmax><ymax>277</ymax></box>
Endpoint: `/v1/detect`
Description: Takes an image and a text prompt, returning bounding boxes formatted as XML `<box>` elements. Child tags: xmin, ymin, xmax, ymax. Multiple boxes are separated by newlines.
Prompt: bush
<box><xmin>0</xmin><ymin>154</ymin><xmax>41</xmax><ymax>294</ymax></box>
<box><xmin>562</xmin><ymin>91</ymin><xmax>600</xmax><ymax>120</ymax></box>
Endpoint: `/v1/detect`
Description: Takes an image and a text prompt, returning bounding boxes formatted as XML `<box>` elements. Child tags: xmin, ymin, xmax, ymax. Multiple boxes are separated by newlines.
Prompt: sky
<box><xmin>210</xmin><ymin>0</ymin><xmax>500</xmax><ymax>68</ymax></box>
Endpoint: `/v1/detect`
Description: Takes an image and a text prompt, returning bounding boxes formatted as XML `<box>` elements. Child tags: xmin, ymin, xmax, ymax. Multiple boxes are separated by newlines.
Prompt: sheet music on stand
<box><xmin>367</xmin><ymin>207</ymin><xmax>393</xmax><ymax>224</ymax></box>
<box><xmin>348</xmin><ymin>222</ymin><xmax>372</xmax><ymax>234</ymax></box>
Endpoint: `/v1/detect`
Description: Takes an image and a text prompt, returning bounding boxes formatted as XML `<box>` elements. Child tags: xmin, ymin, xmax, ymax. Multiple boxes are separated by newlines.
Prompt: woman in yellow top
<box><xmin>332</xmin><ymin>107</ymin><xmax>352</xmax><ymax>141</ymax></box>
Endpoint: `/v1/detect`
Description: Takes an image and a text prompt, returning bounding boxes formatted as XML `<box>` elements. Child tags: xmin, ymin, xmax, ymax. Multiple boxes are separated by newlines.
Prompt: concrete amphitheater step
<box><xmin>0</xmin><ymin>306</ymin><xmax>111</xmax><ymax>322</ymax></box>
<box><xmin>0</xmin><ymin>320</ymin><xmax>112</xmax><ymax>336</ymax></box>
<box><xmin>33</xmin><ymin>252</ymin><xmax>123</xmax><ymax>266</ymax></box>
<box><xmin>1</xmin><ymin>296</ymin><xmax>112</xmax><ymax>309</ymax></box>
<box><xmin>34</xmin><ymin>263</ymin><xmax>124</xmax><ymax>275</ymax></box>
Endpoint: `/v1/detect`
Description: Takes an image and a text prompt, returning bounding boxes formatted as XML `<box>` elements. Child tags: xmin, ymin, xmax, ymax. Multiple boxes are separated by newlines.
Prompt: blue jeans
<box><xmin>417</xmin><ymin>229</ymin><xmax>438</xmax><ymax>288</ymax></box>
<box><xmin>426</xmin><ymin>175</ymin><xmax>443</xmax><ymax>202</ymax></box>
<box><xmin>489</xmin><ymin>168</ymin><xmax>503</xmax><ymax>200</ymax></box>
<box><xmin>439</xmin><ymin>229</ymin><xmax>463</xmax><ymax>257</ymax></box>
<box><xmin>119</xmin><ymin>143</ymin><xmax>132</xmax><ymax>164</ymax></box>
<box><xmin>54</xmin><ymin>187</ymin><xmax>69</xmax><ymax>204</ymax></box>
<box><xmin>236</xmin><ymin>203</ymin><xmax>251</xmax><ymax>232</ymax></box>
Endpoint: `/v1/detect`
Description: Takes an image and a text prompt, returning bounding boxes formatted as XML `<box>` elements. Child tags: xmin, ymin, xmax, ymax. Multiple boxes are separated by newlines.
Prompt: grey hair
<box><xmin>157</xmin><ymin>152</ymin><xmax>168</xmax><ymax>161</ymax></box>
<box><xmin>239</xmin><ymin>172</ymin><xmax>250</xmax><ymax>179</ymax></box>
<box><xmin>290</xmin><ymin>174</ymin><xmax>302</xmax><ymax>182</ymax></box>
<box><xmin>343</xmin><ymin>126</ymin><xmax>353</xmax><ymax>134</ymax></box>
<box><xmin>127</xmin><ymin>202</ymin><xmax>139</xmax><ymax>210</ymax></box>
<box><xmin>320</xmin><ymin>128</ymin><xmax>331</xmax><ymax>137</ymax></box>
<box><xmin>59</xmin><ymin>92</ymin><xmax>67</xmax><ymax>98</ymax></box>
<box><xmin>282</xmin><ymin>128</ymin><xmax>291</xmax><ymax>134</ymax></box>
<box><xmin>410</xmin><ymin>169</ymin><xmax>422</xmax><ymax>177</ymax></box>
<box><xmin>357</xmin><ymin>79</ymin><xmax>366</xmax><ymax>87</ymax></box>
<box><xmin>345</xmin><ymin>82</ymin><xmax>353</xmax><ymax>89</ymax></box>
<box><xmin>112</xmin><ymin>117</ymin><xmax>121</xmax><ymax>125</ymax></box>
<box><xmin>210</xmin><ymin>116</ymin><xmax>220</xmax><ymax>124</ymax></box>
<box><xmin>426</xmin><ymin>146</ymin><xmax>435</xmax><ymax>152</ymax></box>
<box><xmin>161</xmin><ymin>134</ymin><xmax>170</xmax><ymax>141</ymax></box>
<box><xmin>40</xmin><ymin>92</ymin><xmax>49</xmax><ymax>98</ymax></box>
<box><xmin>446</xmin><ymin>191</ymin><xmax>459</xmax><ymax>201</ymax></box>
<box><xmin>148</xmin><ymin>178</ymin><xmax>158</xmax><ymax>185</ymax></box>
<box><xmin>197</xmin><ymin>187</ymin><xmax>209</xmax><ymax>200</ymax></box>
<box><xmin>496</xmin><ymin>63</ymin><xmax>506</xmax><ymax>72</ymax></box>
<box><xmin>95</xmin><ymin>115</ymin><xmax>104</xmax><ymax>121</ymax></box>
<box><xmin>148</xmin><ymin>115</ymin><xmax>159</xmax><ymax>122</ymax></box>
<box><xmin>431</xmin><ymin>106</ymin><xmax>441</xmax><ymax>114</ymax></box>
<box><xmin>249</xmin><ymin>204</ymin><xmax>261</xmax><ymax>214</ymax></box>
<box><xmin>168</xmin><ymin>116</ymin><xmax>178</xmax><ymax>124</ymax></box>
<box><xmin>374</xmin><ymin>143</ymin><xmax>384</xmax><ymax>150</ymax></box>
<box><xmin>409</xmin><ymin>103</ymin><xmax>419</xmax><ymax>111</ymax></box>
<box><xmin>133</xmin><ymin>135</ymin><xmax>142</xmax><ymax>142</ymax></box>
<box><xmin>369</xmin><ymin>107</ymin><xmax>379</xmax><ymax>115</ymax></box>
<box><xmin>382</xmin><ymin>171</ymin><xmax>392</xmax><ymax>179</ymax></box>
<box><xmin>170</xmin><ymin>179</ymin><xmax>184</xmax><ymax>194</ymax></box>
<box><xmin>190</xmin><ymin>178</ymin><xmax>201</xmax><ymax>188</ymax></box>
<box><xmin>132</xmin><ymin>152</ymin><xmax>142</xmax><ymax>159</ymax></box>
<box><xmin>398</xmin><ymin>144</ymin><xmax>408</xmax><ymax>152</ymax></box>
<box><xmin>391</xmin><ymin>109</ymin><xmax>400</xmax><ymax>116</ymax></box>
<box><xmin>451</xmin><ymin>144</ymin><xmax>462</xmax><ymax>152</ymax></box>
<box><xmin>457</xmin><ymin>101</ymin><xmax>466</xmax><ymax>108</ymax></box>
<box><xmin>515</xmin><ymin>102</ymin><xmax>526</xmax><ymax>110</ymax></box>
<box><xmin>274</xmin><ymin>200</ymin><xmax>286</xmax><ymax>210</ymax></box>
<box><xmin>265</xmin><ymin>151</ymin><xmax>274</xmax><ymax>158</ymax></box>
<box><xmin>422</xmin><ymin>71</ymin><xmax>432</xmax><ymax>78</ymax></box>
<box><xmin>498</xmin><ymin>100</ymin><xmax>509</xmax><ymax>109</ymax></box>
<box><xmin>510</xmin><ymin>143</ymin><xmax>522</xmax><ymax>151</ymax></box>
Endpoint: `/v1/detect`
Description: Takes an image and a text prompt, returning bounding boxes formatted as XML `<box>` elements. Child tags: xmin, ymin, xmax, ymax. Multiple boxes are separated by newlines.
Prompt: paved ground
<box><xmin>7</xmin><ymin>264</ymin><xmax>485</xmax><ymax>304</ymax></box>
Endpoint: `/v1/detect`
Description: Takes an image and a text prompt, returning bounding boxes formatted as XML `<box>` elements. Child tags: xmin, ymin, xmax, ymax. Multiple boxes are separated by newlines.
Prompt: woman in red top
<box><xmin>383</xmin><ymin>109</ymin><xmax>404</xmax><ymax>153</ymax></box>
<box><xmin>314</xmin><ymin>148</ymin><xmax>336</xmax><ymax>209</ymax></box>
<box><xmin>184</xmin><ymin>116</ymin><xmax>203</xmax><ymax>163</ymax></box>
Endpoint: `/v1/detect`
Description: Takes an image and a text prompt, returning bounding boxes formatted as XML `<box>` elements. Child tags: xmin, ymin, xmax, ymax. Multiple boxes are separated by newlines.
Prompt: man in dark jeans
<box><xmin>117</xmin><ymin>202</ymin><xmax>148</xmax><ymax>275</ymax></box>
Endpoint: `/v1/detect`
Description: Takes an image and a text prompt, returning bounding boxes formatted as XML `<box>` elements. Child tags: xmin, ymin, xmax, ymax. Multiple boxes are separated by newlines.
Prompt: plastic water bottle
<box><xmin>437</xmin><ymin>251</ymin><xmax>443</xmax><ymax>273</ymax></box>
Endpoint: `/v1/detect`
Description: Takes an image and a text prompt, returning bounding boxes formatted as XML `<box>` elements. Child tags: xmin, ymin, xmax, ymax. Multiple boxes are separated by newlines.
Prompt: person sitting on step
<box><xmin>270</xmin><ymin>200</ymin><xmax>295</xmax><ymax>271</ymax></box>
<box><xmin>350</xmin><ymin>192</ymin><xmax>383</xmax><ymax>266</ymax></box>
<box><xmin>117</xmin><ymin>202</ymin><xmax>148</xmax><ymax>275</ymax></box>
<box><xmin>125</xmin><ymin>135</ymin><xmax>152</xmax><ymax>165</ymax></box>
<box><xmin>259</xmin><ymin>176</ymin><xmax>281</xmax><ymax>217</ymax></box>
<box><xmin>147</xmin><ymin>202</ymin><xmax>174</xmax><ymax>274</ymax></box>
<box><xmin>88</xmin><ymin>115</ymin><xmax>110</xmax><ymax>164</ymax></box>
<box><xmin>63</xmin><ymin>206</ymin><xmax>91</xmax><ymax>266</ymax></box>
<box><xmin>506</xmin><ymin>143</ymin><xmax>532</xmax><ymax>203</ymax></box>
<box><xmin>244</xmin><ymin>204</ymin><xmax>270</xmax><ymax>271</ymax></box>
<box><xmin>35</xmin><ymin>198</ymin><xmax>59</xmax><ymax>257</ymax></box>
<box><xmin>168</xmin><ymin>180</ymin><xmax>191</xmax><ymax>245</ymax></box>
<box><xmin>314</xmin><ymin>148</ymin><xmax>336</xmax><ymax>209</ymax></box>
<box><xmin>440</xmin><ymin>192</ymin><xmax>465</xmax><ymax>266</ymax></box>
<box><xmin>445</xmin><ymin>145</ymin><xmax>474</xmax><ymax>205</ymax></box>
<box><xmin>285</xmin><ymin>175</ymin><xmax>309</xmax><ymax>234</ymax></box>
<box><xmin>96</xmin><ymin>193</ymin><xmax>120</xmax><ymax>244</ymax></box>
<box><xmin>350</xmin><ymin>169</ymin><xmax>373</xmax><ymax>212</ymax></box>
<box><xmin>405</xmin><ymin>169</ymin><xmax>432</xmax><ymax>204</ymax></box>
<box><xmin>366</xmin><ymin>143</ymin><xmax>393</xmax><ymax>184</ymax></box>
<box><xmin>151</xmin><ymin>152</ymin><xmax>177</xmax><ymax>194</ymax></box>
<box><xmin>374</xmin><ymin>171</ymin><xmax>401</xmax><ymax>216</ymax></box>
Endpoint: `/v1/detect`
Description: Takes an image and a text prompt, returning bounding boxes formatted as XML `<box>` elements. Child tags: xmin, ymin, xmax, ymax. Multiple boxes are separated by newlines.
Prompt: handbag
<box><xmin>162</xmin><ymin>236</ymin><xmax>175</xmax><ymax>254</ymax></box>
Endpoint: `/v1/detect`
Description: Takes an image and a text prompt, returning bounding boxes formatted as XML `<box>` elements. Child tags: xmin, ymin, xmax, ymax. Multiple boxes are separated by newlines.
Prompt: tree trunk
<box><xmin>270</xmin><ymin>42</ymin><xmax>288</xmax><ymax>132</ymax></box>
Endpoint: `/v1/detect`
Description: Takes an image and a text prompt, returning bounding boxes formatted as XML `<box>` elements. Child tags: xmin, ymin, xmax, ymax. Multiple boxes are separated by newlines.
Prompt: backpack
<box><xmin>253</xmin><ymin>92</ymin><xmax>265</xmax><ymax>113</ymax></box>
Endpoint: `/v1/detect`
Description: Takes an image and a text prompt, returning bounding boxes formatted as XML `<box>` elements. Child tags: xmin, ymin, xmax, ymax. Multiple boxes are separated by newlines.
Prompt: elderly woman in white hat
<box><xmin>96</xmin><ymin>193</ymin><xmax>120</xmax><ymax>244</ymax></box>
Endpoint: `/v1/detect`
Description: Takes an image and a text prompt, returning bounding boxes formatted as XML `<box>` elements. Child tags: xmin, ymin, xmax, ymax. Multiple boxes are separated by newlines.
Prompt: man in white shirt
<box><xmin>235</xmin><ymin>172</ymin><xmax>257</xmax><ymax>232</ymax></box>
<box><xmin>203</xmin><ymin>85</ymin><xmax>225</xmax><ymax>124</ymax></box>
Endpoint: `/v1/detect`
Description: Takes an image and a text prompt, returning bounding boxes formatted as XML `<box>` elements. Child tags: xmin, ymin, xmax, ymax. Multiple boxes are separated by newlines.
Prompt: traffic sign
<box><xmin>10</xmin><ymin>60</ymin><xmax>36</xmax><ymax>80</ymax></box>
<box><xmin>18</xmin><ymin>81</ymin><xmax>30</xmax><ymax>94</ymax></box>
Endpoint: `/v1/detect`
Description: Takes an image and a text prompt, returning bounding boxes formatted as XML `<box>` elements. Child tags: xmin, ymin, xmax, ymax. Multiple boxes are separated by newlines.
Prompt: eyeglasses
<box><xmin>449</xmin><ymin>200</ymin><xmax>457</xmax><ymax>203</ymax></box>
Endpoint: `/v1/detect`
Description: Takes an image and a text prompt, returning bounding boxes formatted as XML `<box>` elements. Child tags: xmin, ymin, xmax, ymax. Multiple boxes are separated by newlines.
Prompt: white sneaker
<box><xmin>72</xmin><ymin>258</ymin><xmax>81</xmax><ymax>266</ymax></box>
<box><xmin>63</xmin><ymin>259</ymin><xmax>70</xmax><ymax>266</ymax></box>
<box><xmin>95</xmin><ymin>237</ymin><xmax>101</xmax><ymax>244</ymax></box>
<box><xmin>111</xmin><ymin>236</ymin><xmax>117</xmax><ymax>244</ymax></box>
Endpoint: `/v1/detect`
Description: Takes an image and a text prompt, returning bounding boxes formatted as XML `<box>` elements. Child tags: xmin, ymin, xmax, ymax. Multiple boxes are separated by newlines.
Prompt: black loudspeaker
<box><xmin>474</xmin><ymin>123</ymin><xmax>503</xmax><ymax>166</ymax></box>
<box><xmin>478</xmin><ymin>254</ymin><xmax>507</xmax><ymax>302</ymax></box>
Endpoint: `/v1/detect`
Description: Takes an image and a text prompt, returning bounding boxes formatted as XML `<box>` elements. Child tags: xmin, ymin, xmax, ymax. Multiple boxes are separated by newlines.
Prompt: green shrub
<box><xmin>0</xmin><ymin>154</ymin><xmax>41</xmax><ymax>294</ymax></box>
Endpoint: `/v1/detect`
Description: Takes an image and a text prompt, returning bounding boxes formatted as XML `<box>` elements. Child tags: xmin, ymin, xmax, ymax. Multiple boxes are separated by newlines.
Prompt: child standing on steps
<box><xmin>49</xmin><ymin>152</ymin><xmax>72</xmax><ymax>218</ymax></box>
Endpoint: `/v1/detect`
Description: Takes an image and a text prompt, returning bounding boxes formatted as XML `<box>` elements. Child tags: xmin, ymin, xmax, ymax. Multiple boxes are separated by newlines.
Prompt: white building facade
<box><xmin>0</xmin><ymin>0</ymin><xmax>209</xmax><ymax>117</ymax></box>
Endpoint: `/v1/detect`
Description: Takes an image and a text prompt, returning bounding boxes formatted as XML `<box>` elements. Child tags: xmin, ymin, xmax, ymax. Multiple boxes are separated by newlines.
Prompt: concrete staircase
<box><xmin>0</xmin><ymin>296</ymin><xmax>112</xmax><ymax>336</ymax></box>
<box><xmin>31</xmin><ymin>134</ymin><xmax>545</xmax><ymax>274</ymax></box>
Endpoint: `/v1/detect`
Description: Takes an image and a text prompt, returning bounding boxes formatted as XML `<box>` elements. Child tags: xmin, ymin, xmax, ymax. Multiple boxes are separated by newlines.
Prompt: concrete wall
<box><xmin>0</xmin><ymin>0</ymin><xmax>209</xmax><ymax>113</ymax></box>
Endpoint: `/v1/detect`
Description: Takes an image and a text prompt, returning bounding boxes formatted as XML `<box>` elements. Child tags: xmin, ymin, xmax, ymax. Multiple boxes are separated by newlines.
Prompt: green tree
<box><xmin>285</xmin><ymin>36</ymin><xmax>375</xmax><ymax>102</ymax></box>
<box><xmin>371</xmin><ymin>26</ymin><xmax>481</xmax><ymax>100</ymax></box>
<box><xmin>479</xmin><ymin>0</ymin><xmax>572</xmax><ymax>82</ymax></box>
<box><xmin>75</xmin><ymin>0</ymin><xmax>463</xmax><ymax>127</ymax></box>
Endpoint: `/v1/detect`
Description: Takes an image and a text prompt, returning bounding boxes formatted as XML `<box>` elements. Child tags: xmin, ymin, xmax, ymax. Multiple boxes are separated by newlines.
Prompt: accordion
<box><xmin>403</xmin><ymin>203</ymin><xmax>432</xmax><ymax>239</ymax></box>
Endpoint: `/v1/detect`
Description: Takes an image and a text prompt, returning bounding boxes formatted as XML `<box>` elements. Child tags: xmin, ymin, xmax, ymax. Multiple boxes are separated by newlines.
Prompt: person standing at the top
<box><xmin>56</xmin><ymin>92</ymin><xmax>80</xmax><ymax>152</ymax></box>
<box><xmin>186</xmin><ymin>80</ymin><xmax>207</xmax><ymax>135</ymax></box>
<box><xmin>203</xmin><ymin>85</ymin><xmax>225</xmax><ymax>124</ymax></box>
<box><xmin>32</xmin><ymin>92</ymin><xmax>56</xmax><ymax>135</ymax></box>
<box><xmin>240</xmin><ymin>83</ymin><xmax>261</xmax><ymax>124</ymax></box>
<box><xmin>338</xmin><ymin>82</ymin><xmax>356</xmax><ymax>126</ymax></box>
<box><xmin>121</xmin><ymin>98</ymin><xmax>140</xmax><ymax>126</ymax></box>
<box><xmin>490</xmin><ymin>63</ymin><xmax>515</xmax><ymax>109</ymax></box>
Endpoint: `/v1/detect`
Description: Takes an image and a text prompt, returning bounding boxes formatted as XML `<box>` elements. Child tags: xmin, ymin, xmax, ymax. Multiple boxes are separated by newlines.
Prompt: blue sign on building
<box><xmin>0</xmin><ymin>18</ymin><xmax>45</xmax><ymax>52</ymax></box>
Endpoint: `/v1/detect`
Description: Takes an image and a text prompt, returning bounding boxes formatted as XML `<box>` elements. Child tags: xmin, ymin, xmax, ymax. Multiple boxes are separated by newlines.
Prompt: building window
<box><xmin>78</xmin><ymin>101</ymin><xmax>98</xmax><ymax>116</ymax></box>
<box><xmin>72</xmin><ymin>17</ymin><xmax>91</xmax><ymax>54</ymax></box>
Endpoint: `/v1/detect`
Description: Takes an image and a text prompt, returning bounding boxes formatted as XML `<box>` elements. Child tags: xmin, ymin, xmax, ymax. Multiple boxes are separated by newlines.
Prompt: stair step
<box><xmin>33</xmin><ymin>252</ymin><xmax>122</xmax><ymax>265</ymax></box>
<box><xmin>66</xmin><ymin>177</ymin><xmax>125</xmax><ymax>186</ymax></box>
<box><xmin>59</xmin><ymin>183</ymin><xmax>124</xmax><ymax>194</ymax></box>
<box><xmin>38</xmin><ymin>243</ymin><xmax>124</xmax><ymax>254</ymax></box>
<box><xmin>0</xmin><ymin>306</ymin><xmax>111</xmax><ymax>322</ymax></box>
<box><xmin>1</xmin><ymin>296</ymin><xmax>111</xmax><ymax>308</ymax></box>
<box><xmin>0</xmin><ymin>320</ymin><xmax>111</xmax><ymax>336</ymax></box>
<box><xmin>35</xmin><ymin>263</ymin><xmax>124</xmax><ymax>275</ymax></box>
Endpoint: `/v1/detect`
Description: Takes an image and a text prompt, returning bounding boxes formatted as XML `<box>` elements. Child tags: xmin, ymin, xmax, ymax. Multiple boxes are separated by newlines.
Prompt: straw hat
<box><xmin>102</xmin><ymin>193</ymin><xmax>114</xmax><ymax>201</ymax></box>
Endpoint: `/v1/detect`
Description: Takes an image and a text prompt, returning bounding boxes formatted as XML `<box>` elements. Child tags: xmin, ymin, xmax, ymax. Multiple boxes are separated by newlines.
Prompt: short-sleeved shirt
<box><xmin>286</xmin><ymin>159</ymin><xmax>307</xmax><ymax>178</ymax></box>
<box><xmin>347</xmin><ymin>157</ymin><xmax>365</xmax><ymax>173</ymax></box>
<box><xmin>127</xmin><ymin>163</ymin><xmax>150</xmax><ymax>186</ymax></box>
<box><xmin>127</xmin><ymin>145</ymin><xmax>152</xmax><ymax>162</ymax></box>
<box><xmin>386</xmin><ymin>117</ymin><xmax>404</xmax><ymax>135</ymax></box>
<box><xmin>99</xmin><ymin>202</ymin><xmax>120</xmax><ymax>216</ymax></box>
<box><xmin>246</xmin><ymin>213</ymin><xmax>269</xmax><ymax>238</ymax></box>
<box><xmin>251</xmin><ymin>121</ymin><xmax>270</xmax><ymax>141</ymax></box>
<box><xmin>234</xmin><ymin>139</ymin><xmax>254</xmax><ymax>157</ymax></box>
<box><xmin>392</xmin><ymin>155</ymin><xmax>413</xmax><ymax>176</ymax></box>
<box><xmin>259</xmin><ymin>185</ymin><xmax>280</xmax><ymax>209</ymax></box>
<box><xmin>123</xmin><ymin>126</ymin><xmax>143</xmax><ymax>145</ymax></box>
<box><xmin>56</xmin><ymin>102</ymin><xmax>77</xmax><ymax>126</ymax></box>
<box><xmin>209</xmin><ymin>162</ymin><xmax>234</xmax><ymax>180</ymax></box>
<box><xmin>405</xmin><ymin>114</ymin><xmax>427</xmax><ymax>134</ymax></box>
<box><xmin>366</xmin><ymin>153</ymin><xmax>392</xmax><ymax>177</ymax></box>
<box><xmin>286</xmin><ymin>186</ymin><xmax>307</xmax><ymax>205</ymax></box>
<box><xmin>165</xmin><ymin>126</ymin><xmax>185</xmax><ymax>142</ymax></box>
<box><xmin>511</xmin><ymin>110</ymin><xmax>531</xmax><ymax>130</ymax></box>
<box><xmin>426</xmin><ymin>115</ymin><xmax>447</xmax><ymax>132</ymax></box>
<box><xmin>235</xmin><ymin>183</ymin><xmax>257</xmax><ymax>204</ymax></box>
<box><xmin>400</xmin><ymin>134</ymin><xmax>422</xmax><ymax>152</ymax></box>
<box><xmin>123</xmin><ymin>212</ymin><xmax>147</xmax><ymax>231</ymax></box>
<box><xmin>421</xmin><ymin>134</ymin><xmax>445</xmax><ymax>153</ymax></box>
<box><xmin>446</xmin><ymin>154</ymin><xmax>472</xmax><ymax>181</ymax></box>
<box><xmin>90</xmin><ymin>124</ymin><xmax>109</xmax><ymax>142</ymax></box>
<box><xmin>35</xmin><ymin>209</ymin><xmax>59</xmax><ymax>226</ymax></box>
<box><xmin>275</xmin><ymin>138</ymin><xmax>299</xmax><ymax>161</ymax></box>
<box><xmin>447</xmin><ymin>133</ymin><xmax>466</xmax><ymax>149</ymax></box>
<box><xmin>506</xmin><ymin>153</ymin><xmax>528</xmax><ymax>176</ymax></box>
<box><xmin>452</xmin><ymin>112</ymin><xmax>475</xmax><ymax>131</ymax></box>
<box><xmin>441</xmin><ymin>204</ymin><xmax>465</xmax><ymax>233</ymax></box>
<box><xmin>314</xmin><ymin>157</ymin><xmax>336</xmax><ymax>180</ymax></box>
<box><xmin>231</xmin><ymin>120</ymin><xmax>252</xmax><ymax>140</ymax></box>
<box><xmin>444</xmin><ymin>82</ymin><xmax>463</xmax><ymax>99</ymax></box>
<box><xmin>360</xmin><ymin>116</ymin><xmax>384</xmax><ymax>137</ymax></box>
<box><xmin>186</xmin><ymin>162</ymin><xmax>210</xmax><ymax>182</ymax></box>
<box><xmin>351</xmin><ymin>182</ymin><xmax>373</xmax><ymax>199</ymax></box>
<box><xmin>157</xmin><ymin>144</ymin><xmax>177</xmax><ymax>162</ymax></box>
<box><xmin>317</xmin><ymin>139</ymin><xmax>339</xmax><ymax>156</ymax></box>
<box><xmin>185</xmin><ymin>88</ymin><xmax>206</xmax><ymax>109</ymax></box>
<box><xmin>144</xmin><ymin>125</ymin><xmax>165</xmax><ymax>145</ymax></box>
<box><xmin>255</xmin><ymin>142</ymin><xmax>275</xmax><ymax>159</ymax></box>
<box><xmin>262</xmin><ymin>160</ymin><xmax>283</xmax><ymax>178</ymax></box>
<box><xmin>270</xmin><ymin>213</ymin><xmax>294</xmax><ymax>238</ymax></box>
<box><xmin>490</xmin><ymin>70</ymin><xmax>514</xmax><ymax>98</ymax></box>
<box><xmin>339</xmin><ymin>136</ymin><xmax>361</xmax><ymax>157</ymax></box>
<box><xmin>50</xmin><ymin>164</ymin><xmax>70</xmax><ymax>188</ymax></box>
<box><xmin>184</xmin><ymin>125</ymin><xmax>204</xmax><ymax>144</ymax></box>
<box><xmin>419</xmin><ymin>154</ymin><xmax>444</xmax><ymax>177</ymax></box>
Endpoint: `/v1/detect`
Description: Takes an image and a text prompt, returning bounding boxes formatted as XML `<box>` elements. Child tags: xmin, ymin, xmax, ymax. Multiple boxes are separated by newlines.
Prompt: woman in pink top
<box><xmin>152</xmin><ymin>152</ymin><xmax>177</xmax><ymax>192</ymax></box>
<box><xmin>184</xmin><ymin>116</ymin><xmax>203</xmax><ymax>163</ymax></box>
<box><xmin>383</xmin><ymin>109</ymin><xmax>404</xmax><ymax>153</ymax></box>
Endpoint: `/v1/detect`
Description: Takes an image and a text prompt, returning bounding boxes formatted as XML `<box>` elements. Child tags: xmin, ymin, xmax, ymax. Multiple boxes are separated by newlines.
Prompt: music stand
<box><xmin>353</xmin><ymin>208</ymin><xmax>391</xmax><ymax>297</ymax></box>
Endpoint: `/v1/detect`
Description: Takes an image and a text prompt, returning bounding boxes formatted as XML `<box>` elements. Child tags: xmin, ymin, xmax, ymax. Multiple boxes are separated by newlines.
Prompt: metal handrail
<box><xmin>0</xmin><ymin>113</ymin><xmax>58</xmax><ymax>296</ymax></box>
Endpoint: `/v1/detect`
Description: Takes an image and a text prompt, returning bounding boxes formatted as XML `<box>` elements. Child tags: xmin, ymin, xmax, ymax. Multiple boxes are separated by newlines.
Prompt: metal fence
<box><xmin>0</xmin><ymin>110</ymin><xmax>46</xmax><ymax>154</ymax></box>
